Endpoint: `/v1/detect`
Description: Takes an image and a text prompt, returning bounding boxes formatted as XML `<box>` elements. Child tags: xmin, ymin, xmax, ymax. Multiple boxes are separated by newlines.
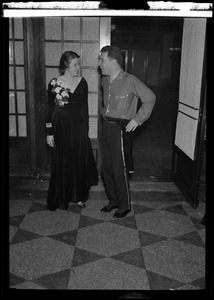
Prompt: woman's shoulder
<box><xmin>80</xmin><ymin>76</ymin><xmax>87</xmax><ymax>83</ymax></box>
<box><xmin>49</xmin><ymin>76</ymin><xmax>66</xmax><ymax>84</ymax></box>
<box><xmin>48</xmin><ymin>77</ymin><xmax>66</xmax><ymax>89</ymax></box>
<box><xmin>80</xmin><ymin>76</ymin><xmax>88</xmax><ymax>87</ymax></box>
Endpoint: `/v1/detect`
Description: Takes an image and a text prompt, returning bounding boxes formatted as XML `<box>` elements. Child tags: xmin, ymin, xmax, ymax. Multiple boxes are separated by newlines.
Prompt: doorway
<box><xmin>111</xmin><ymin>17</ymin><xmax>183</xmax><ymax>182</ymax></box>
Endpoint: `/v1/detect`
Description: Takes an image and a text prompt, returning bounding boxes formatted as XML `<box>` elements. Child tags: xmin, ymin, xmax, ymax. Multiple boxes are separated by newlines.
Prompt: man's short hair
<box><xmin>100</xmin><ymin>45</ymin><xmax>122</xmax><ymax>66</ymax></box>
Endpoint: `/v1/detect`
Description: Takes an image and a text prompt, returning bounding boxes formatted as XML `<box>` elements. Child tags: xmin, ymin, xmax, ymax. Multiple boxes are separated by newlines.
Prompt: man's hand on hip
<box><xmin>125</xmin><ymin>119</ymin><xmax>139</xmax><ymax>132</ymax></box>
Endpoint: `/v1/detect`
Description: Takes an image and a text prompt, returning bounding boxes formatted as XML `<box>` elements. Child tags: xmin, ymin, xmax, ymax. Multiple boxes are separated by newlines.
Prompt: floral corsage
<box><xmin>50</xmin><ymin>78</ymin><xmax>70</xmax><ymax>107</ymax></box>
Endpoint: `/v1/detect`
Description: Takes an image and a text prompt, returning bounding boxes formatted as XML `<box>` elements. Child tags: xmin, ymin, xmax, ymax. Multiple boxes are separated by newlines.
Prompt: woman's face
<box><xmin>67</xmin><ymin>58</ymin><xmax>80</xmax><ymax>77</ymax></box>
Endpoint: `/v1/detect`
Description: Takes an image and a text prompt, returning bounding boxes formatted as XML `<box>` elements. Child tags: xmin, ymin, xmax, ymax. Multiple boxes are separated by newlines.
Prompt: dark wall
<box><xmin>111</xmin><ymin>17</ymin><xmax>183</xmax><ymax>95</ymax></box>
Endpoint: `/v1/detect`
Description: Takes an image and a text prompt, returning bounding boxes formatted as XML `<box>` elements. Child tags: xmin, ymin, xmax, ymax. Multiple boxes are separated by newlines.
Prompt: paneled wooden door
<box><xmin>9</xmin><ymin>17</ymin><xmax>111</xmax><ymax>178</ymax></box>
<box><xmin>172</xmin><ymin>18</ymin><xmax>207</xmax><ymax>208</ymax></box>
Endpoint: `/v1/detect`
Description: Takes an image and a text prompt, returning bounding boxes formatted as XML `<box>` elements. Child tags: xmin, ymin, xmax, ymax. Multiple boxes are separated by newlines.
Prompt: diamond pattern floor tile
<box><xmin>197</xmin><ymin>229</ymin><xmax>205</xmax><ymax>245</ymax></box>
<box><xmin>9</xmin><ymin>226</ymin><xmax>18</xmax><ymax>243</ymax></box>
<box><xmin>9</xmin><ymin>200</ymin><xmax>33</xmax><ymax>217</ymax></box>
<box><xmin>76</xmin><ymin>222</ymin><xmax>140</xmax><ymax>256</ymax></box>
<box><xmin>111</xmin><ymin>248</ymin><xmax>145</xmax><ymax>268</ymax></box>
<box><xmin>161</xmin><ymin>204</ymin><xmax>189</xmax><ymax>216</ymax></box>
<box><xmin>72</xmin><ymin>248</ymin><xmax>105</xmax><ymax>268</ymax></box>
<box><xmin>131</xmin><ymin>191</ymin><xmax>184</xmax><ymax>208</ymax></box>
<box><xmin>48</xmin><ymin>229</ymin><xmax>79</xmax><ymax>246</ymax></box>
<box><xmin>68</xmin><ymin>258</ymin><xmax>150</xmax><ymax>290</ymax></box>
<box><xmin>173</xmin><ymin>231</ymin><xmax>205</xmax><ymax>247</ymax></box>
<box><xmin>11</xmin><ymin>281</ymin><xmax>47</xmax><ymax>289</ymax></box>
<box><xmin>10</xmin><ymin>228</ymin><xmax>43</xmax><ymax>245</ymax></box>
<box><xmin>33</xmin><ymin>269</ymin><xmax>71</xmax><ymax>290</ymax></box>
<box><xmin>190</xmin><ymin>217</ymin><xmax>206</xmax><ymax>231</ymax></box>
<box><xmin>135</xmin><ymin>210</ymin><xmax>196</xmax><ymax>238</ymax></box>
<box><xmin>67</xmin><ymin>203</ymin><xmax>83</xmax><ymax>214</ymax></box>
<box><xmin>10</xmin><ymin>237</ymin><xmax>75</xmax><ymax>280</ymax></box>
<box><xmin>19</xmin><ymin>210</ymin><xmax>80</xmax><ymax>236</ymax></box>
<box><xmin>189</xmin><ymin>277</ymin><xmax>205</xmax><ymax>289</ymax></box>
<box><xmin>110</xmin><ymin>215</ymin><xmax>138</xmax><ymax>229</ymax></box>
<box><xmin>28</xmin><ymin>201</ymin><xmax>47</xmax><ymax>213</ymax></box>
<box><xmin>133</xmin><ymin>204</ymin><xmax>155</xmax><ymax>215</ymax></box>
<box><xmin>9</xmin><ymin>215</ymin><xmax>26</xmax><ymax>227</ymax></box>
<box><xmin>138</xmin><ymin>230</ymin><xmax>167</xmax><ymax>246</ymax></box>
<box><xmin>9</xmin><ymin>272</ymin><xmax>26</xmax><ymax>287</ymax></box>
<box><xmin>142</xmin><ymin>239</ymin><xmax>205</xmax><ymax>283</ymax></box>
<box><xmin>8</xmin><ymin>185</ymin><xmax>206</xmax><ymax>291</ymax></box>
<box><xmin>78</xmin><ymin>214</ymin><xmax>104</xmax><ymax>228</ymax></box>
<box><xmin>146</xmin><ymin>270</ymin><xmax>183</xmax><ymax>290</ymax></box>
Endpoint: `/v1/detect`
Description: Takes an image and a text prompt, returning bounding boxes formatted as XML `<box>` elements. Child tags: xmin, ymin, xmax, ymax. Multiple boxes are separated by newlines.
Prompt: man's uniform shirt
<box><xmin>101</xmin><ymin>69</ymin><xmax>156</xmax><ymax>125</ymax></box>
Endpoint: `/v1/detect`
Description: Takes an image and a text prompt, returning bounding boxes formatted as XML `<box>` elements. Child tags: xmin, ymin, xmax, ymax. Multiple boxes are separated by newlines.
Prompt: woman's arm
<box><xmin>82</xmin><ymin>78</ymin><xmax>89</xmax><ymax>132</ymax></box>
<box><xmin>46</xmin><ymin>79</ymin><xmax>56</xmax><ymax>135</ymax></box>
<box><xmin>46</xmin><ymin>79</ymin><xmax>56</xmax><ymax>147</ymax></box>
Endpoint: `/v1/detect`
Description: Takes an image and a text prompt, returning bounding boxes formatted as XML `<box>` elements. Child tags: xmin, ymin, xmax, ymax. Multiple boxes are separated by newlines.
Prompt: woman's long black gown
<box><xmin>46</xmin><ymin>77</ymin><xmax>98</xmax><ymax>211</ymax></box>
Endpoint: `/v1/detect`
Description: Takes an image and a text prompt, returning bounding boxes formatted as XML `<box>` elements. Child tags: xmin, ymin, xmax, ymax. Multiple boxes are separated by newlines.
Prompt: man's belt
<box><xmin>102</xmin><ymin>115</ymin><xmax>129</xmax><ymax>127</ymax></box>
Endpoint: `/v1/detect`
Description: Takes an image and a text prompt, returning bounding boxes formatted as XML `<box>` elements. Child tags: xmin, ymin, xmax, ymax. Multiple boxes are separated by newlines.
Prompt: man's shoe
<box><xmin>113</xmin><ymin>209</ymin><xmax>131</xmax><ymax>218</ymax></box>
<box><xmin>101</xmin><ymin>205</ymin><xmax>118</xmax><ymax>213</ymax></box>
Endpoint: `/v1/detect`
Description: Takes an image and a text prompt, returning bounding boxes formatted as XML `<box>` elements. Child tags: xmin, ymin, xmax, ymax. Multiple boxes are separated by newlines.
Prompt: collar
<box><xmin>108</xmin><ymin>69</ymin><xmax>124</xmax><ymax>83</ymax></box>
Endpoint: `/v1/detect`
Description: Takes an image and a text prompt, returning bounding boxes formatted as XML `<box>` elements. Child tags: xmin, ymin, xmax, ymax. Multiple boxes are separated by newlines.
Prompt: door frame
<box><xmin>26</xmin><ymin>17</ymin><xmax>48</xmax><ymax>178</ymax></box>
<box><xmin>171</xmin><ymin>19</ymin><xmax>207</xmax><ymax>208</ymax></box>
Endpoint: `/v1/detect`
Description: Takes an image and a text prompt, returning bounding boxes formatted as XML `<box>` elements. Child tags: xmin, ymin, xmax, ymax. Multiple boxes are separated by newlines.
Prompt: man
<box><xmin>99</xmin><ymin>45</ymin><xmax>156</xmax><ymax>218</ymax></box>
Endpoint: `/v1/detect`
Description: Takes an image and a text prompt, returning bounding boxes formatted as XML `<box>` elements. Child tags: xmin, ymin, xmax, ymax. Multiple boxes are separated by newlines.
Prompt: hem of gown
<box><xmin>47</xmin><ymin>197</ymin><xmax>90</xmax><ymax>211</ymax></box>
<box><xmin>47</xmin><ymin>179</ymin><xmax>99</xmax><ymax>211</ymax></box>
<box><xmin>88</xmin><ymin>181</ymin><xmax>99</xmax><ymax>188</ymax></box>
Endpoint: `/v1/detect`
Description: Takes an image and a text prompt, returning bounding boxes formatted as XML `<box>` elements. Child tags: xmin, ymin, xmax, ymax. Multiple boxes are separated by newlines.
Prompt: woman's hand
<box><xmin>46</xmin><ymin>135</ymin><xmax>55</xmax><ymax>147</ymax></box>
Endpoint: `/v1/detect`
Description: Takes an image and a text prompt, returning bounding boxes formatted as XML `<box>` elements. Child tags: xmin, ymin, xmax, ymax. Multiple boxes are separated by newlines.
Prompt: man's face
<box><xmin>99</xmin><ymin>52</ymin><xmax>113</xmax><ymax>76</ymax></box>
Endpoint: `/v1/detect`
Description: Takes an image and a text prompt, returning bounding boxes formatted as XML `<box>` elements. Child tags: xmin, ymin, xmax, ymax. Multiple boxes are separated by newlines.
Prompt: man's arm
<box><xmin>130</xmin><ymin>75</ymin><xmax>156</xmax><ymax>126</ymax></box>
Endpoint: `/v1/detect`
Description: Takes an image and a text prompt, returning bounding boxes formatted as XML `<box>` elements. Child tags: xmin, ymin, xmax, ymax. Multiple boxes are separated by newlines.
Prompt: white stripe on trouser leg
<box><xmin>120</xmin><ymin>130</ymin><xmax>131</xmax><ymax>209</ymax></box>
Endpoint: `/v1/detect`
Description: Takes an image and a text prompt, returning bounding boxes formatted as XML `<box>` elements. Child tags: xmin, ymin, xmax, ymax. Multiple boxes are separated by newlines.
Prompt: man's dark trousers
<box><xmin>100</xmin><ymin>119</ymin><xmax>131</xmax><ymax>211</ymax></box>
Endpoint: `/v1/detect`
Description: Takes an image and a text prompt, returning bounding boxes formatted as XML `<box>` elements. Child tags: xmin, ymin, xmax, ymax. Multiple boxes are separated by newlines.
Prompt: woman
<box><xmin>46</xmin><ymin>51</ymin><xmax>98</xmax><ymax>211</ymax></box>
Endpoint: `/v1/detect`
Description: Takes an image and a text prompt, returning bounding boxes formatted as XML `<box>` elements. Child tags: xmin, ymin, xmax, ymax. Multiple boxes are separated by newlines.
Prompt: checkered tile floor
<box><xmin>9</xmin><ymin>181</ymin><xmax>205</xmax><ymax>291</ymax></box>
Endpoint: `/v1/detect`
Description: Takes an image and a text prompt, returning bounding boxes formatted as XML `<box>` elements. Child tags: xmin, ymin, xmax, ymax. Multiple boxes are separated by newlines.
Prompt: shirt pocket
<box><xmin>114</xmin><ymin>93</ymin><xmax>129</xmax><ymax>110</ymax></box>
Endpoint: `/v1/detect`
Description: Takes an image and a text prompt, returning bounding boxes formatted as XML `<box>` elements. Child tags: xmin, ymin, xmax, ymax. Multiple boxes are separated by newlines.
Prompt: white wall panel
<box><xmin>64</xmin><ymin>17</ymin><xmax>81</xmax><ymax>40</ymax></box>
<box><xmin>63</xmin><ymin>43</ymin><xmax>81</xmax><ymax>56</ymax></box>
<box><xmin>83</xmin><ymin>17</ymin><xmax>99</xmax><ymax>41</ymax></box>
<box><xmin>45</xmin><ymin>42</ymin><xmax>62</xmax><ymax>66</ymax></box>
<box><xmin>82</xmin><ymin>43</ymin><xmax>100</xmax><ymax>67</ymax></box>
<box><xmin>45</xmin><ymin>17</ymin><xmax>61</xmax><ymax>40</ymax></box>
